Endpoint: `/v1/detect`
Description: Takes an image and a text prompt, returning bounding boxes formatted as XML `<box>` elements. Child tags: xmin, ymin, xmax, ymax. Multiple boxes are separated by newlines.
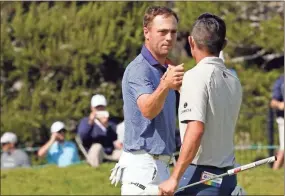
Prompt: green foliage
<box><xmin>1</xmin><ymin>2</ymin><xmax>284</xmax><ymax>147</ymax></box>
<box><xmin>175</xmin><ymin>2</ymin><xmax>284</xmax><ymax>56</ymax></box>
<box><xmin>233</xmin><ymin>65</ymin><xmax>282</xmax><ymax>143</ymax></box>
<box><xmin>1</xmin><ymin>2</ymin><xmax>153</xmax><ymax>144</ymax></box>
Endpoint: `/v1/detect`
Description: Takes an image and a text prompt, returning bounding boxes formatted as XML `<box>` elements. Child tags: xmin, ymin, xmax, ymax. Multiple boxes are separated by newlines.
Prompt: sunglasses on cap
<box><xmin>58</xmin><ymin>129</ymin><xmax>66</xmax><ymax>134</ymax></box>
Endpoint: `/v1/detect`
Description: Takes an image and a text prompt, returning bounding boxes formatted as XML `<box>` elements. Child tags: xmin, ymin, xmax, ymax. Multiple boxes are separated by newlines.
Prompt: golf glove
<box><xmin>110</xmin><ymin>163</ymin><xmax>124</xmax><ymax>186</ymax></box>
<box><xmin>231</xmin><ymin>185</ymin><xmax>246</xmax><ymax>196</ymax></box>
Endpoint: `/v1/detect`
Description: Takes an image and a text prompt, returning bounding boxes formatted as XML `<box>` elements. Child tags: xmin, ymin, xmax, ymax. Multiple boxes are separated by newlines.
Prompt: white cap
<box><xmin>0</xmin><ymin>132</ymin><xmax>17</xmax><ymax>144</ymax></box>
<box><xmin>50</xmin><ymin>121</ymin><xmax>65</xmax><ymax>133</ymax></box>
<box><xmin>91</xmin><ymin>94</ymin><xmax>107</xmax><ymax>108</ymax></box>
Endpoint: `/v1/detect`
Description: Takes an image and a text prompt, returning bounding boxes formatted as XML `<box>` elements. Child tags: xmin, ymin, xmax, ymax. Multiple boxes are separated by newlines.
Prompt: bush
<box><xmin>1</xmin><ymin>2</ymin><xmax>283</xmax><ymax>147</ymax></box>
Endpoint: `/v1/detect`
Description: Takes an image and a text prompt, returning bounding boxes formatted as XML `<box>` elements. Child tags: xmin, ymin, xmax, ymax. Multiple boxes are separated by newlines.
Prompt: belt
<box><xmin>131</xmin><ymin>150</ymin><xmax>172</xmax><ymax>165</ymax></box>
<box><xmin>150</xmin><ymin>154</ymin><xmax>172</xmax><ymax>165</ymax></box>
<box><xmin>190</xmin><ymin>164</ymin><xmax>234</xmax><ymax>171</ymax></box>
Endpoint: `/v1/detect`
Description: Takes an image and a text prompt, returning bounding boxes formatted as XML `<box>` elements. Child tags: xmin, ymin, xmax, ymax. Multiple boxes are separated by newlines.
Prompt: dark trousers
<box><xmin>176</xmin><ymin>164</ymin><xmax>237</xmax><ymax>196</ymax></box>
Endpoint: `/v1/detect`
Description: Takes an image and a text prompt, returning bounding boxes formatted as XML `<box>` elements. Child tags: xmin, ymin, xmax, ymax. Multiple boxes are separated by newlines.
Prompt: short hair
<box><xmin>191</xmin><ymin>13</ymin><xmax>226</xmax><ymax>55</ymax></box>
<box><xmin>143</xmin><ymin>6</ymin><xmax>179</xmax><ymax>28</ymax></box>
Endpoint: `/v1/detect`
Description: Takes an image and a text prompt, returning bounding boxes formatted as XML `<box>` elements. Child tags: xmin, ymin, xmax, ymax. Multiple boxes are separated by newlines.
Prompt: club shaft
<box><xmin>176</xmin><ymin>156</ymin><xmax>276</xmax><ymax>193</ymax></box>
<box><xmin>227</xmin><ymin>156</ymin><xmax>276</xmax><ymax>175</ymax></box>
<box><xmin>178</xmin><ymin>173</ymin><xmax>228</xmax><ymax>190</ymax></box>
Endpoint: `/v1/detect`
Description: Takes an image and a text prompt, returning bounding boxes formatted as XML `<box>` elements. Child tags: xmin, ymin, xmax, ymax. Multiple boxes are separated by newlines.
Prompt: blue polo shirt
<box><xmin>47</xmin><ymin>141</ymin><xmax>80</xmax><ymax>167</ymax></box>
<box><xmin>122</xmin><ymin>45</ymin><xmax>176</xmax><ymax>156</ymax></box>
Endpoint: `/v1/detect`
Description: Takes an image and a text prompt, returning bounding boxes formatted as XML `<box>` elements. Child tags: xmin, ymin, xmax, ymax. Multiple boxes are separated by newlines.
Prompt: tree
<box><xmin>1</xmin><ymin>1</ymin><xmax>283</xmax><ymax>148</ymax></box>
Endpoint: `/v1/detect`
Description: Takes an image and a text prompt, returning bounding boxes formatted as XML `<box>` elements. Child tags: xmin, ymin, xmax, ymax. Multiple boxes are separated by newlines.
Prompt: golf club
<box><xmin>175</xmin><ymin>156</ymin><xmax>277</xmax><ymax>193</ymax></box>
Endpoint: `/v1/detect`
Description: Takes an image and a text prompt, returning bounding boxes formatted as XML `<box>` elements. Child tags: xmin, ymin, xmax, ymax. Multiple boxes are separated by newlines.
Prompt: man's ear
<box><xmin>143</xmin><ymin>27</ymin><xmax>150</xmax><ymax>40</ymax></box>
<box><xmin>222</xmin><ymin>38</ymin><xmax>227</xmax><ymax>50</ymax></box>
<box><xmin>188</xmin><ymin>36</ymin><xmax>195</xmax><ymax>50</ymax></box>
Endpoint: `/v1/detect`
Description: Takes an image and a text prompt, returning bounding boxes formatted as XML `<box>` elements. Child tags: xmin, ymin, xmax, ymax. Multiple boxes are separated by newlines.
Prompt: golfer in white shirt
<box><xmin>159</xmin><ymin>13</ymin><xmax>243</xmax><ymax>196</ymax></box>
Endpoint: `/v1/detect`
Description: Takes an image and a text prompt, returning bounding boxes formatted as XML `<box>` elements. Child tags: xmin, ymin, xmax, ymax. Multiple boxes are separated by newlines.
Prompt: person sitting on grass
<box><xmin>77</xmin><ymin>94</ymin><xmax>122</xmax><ymax>168</ymax></box>
<box><xmin>38</xmin><ymin>121</ymin><xmax>80</xmax><ymax>167</ymax></box>
<box><xmin>1</xmin><ymin>132</ymin><xmax>31</xmax><ymax>169</ymax></box>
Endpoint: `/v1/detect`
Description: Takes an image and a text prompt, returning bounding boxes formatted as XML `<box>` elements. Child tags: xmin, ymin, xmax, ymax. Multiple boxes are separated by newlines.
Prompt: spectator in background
<box><xmin>77</xmin><ymin>94</ymin><xmax>122</xmax><ymax>168</ymax></box>
<box><xmin>1</xmin><ymin>132</ymin><xmax>31</xmax><ymax>169</ymax></box>
<box><xmin>116</xmin><ymin>121</ymin><xmax>125</xmax><ymax>147</ymax></box>
<box><xmin>270</xmin><ymin>74</ymin><xmax>284</xmax><ymax>170</ymax></box>
<box><xmin>38</xmin><ymin>121</ymin><xmax>80</xmax><ymax>167</ymax></box>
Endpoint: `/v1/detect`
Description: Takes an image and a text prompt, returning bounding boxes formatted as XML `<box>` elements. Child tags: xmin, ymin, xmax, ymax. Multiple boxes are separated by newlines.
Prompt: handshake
<box><xmin>161</xmin><ymin>63</ymin><xmax>184</xmax><ymax>91</ymax></box>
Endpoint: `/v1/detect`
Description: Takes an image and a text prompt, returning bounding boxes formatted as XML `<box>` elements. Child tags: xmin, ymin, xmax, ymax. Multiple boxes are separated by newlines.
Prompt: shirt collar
<box><xmin>141</xmin><ymin>45</ymin><xmax>168</xmax><ymax>73</ymax></box>
<box><xmin>54</xmin><ymin>141</ymin><xmax>66</xmax><ymax>147</ymax></box>
<box><xmin>196</xmin><ymin>56</ymin><xmax>226</xmax><ymax>69</ymax></box>
<box><xmin>95</xmin><ymin>119</ymin><xmax>107</xmax><ymax>132</ymax></box>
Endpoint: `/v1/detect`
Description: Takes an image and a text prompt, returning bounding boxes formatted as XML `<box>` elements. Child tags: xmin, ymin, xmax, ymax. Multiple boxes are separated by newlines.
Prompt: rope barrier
<box><xmin>1</xmin><ymin>144</ymin><xmax>279</xmax><ymax>154</ymax></box>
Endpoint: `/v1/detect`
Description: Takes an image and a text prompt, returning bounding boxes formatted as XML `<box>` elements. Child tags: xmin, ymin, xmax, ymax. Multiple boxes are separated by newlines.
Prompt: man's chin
<box><xmin>159</xmin><ymin>50</ymin><xmax>171</xmax><ymax>56</ymax></box>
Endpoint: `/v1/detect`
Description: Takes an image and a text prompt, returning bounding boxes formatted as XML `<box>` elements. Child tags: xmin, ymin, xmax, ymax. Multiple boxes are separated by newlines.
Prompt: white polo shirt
<box><xmin>179</xmin><ymin>57</ymin><xmax>242</xmax><ymax>168</ymax></box>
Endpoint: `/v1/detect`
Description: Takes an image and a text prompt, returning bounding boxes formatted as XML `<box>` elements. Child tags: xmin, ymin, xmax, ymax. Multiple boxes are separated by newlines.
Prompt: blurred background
<box><xmin>0</xmin><ymin>1</ymin><xmax>284</xmax><ymax>195</ymax></box>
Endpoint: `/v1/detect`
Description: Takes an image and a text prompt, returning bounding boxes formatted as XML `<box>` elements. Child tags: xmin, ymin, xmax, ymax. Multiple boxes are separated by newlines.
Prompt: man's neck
<box><xmin>5</xmin><ymin>148</ymin><xmax>15</xmax><ymax>153</ymax></box>
<box><xmin>145</xmin><ymin>43</ymin><xmax>167</xmax><ymax>65</ymax></box>
<box><xmin>194</xmin><ymin>51</ymin><xmax>217</xmax><ymax>64</ymax></box>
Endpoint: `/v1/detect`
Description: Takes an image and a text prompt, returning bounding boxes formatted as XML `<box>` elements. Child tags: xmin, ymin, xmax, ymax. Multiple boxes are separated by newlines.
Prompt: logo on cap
<box><xmin>184</xmin><ymin>102</ymin><xmax>188</xmax><ymax>108</ymax></box>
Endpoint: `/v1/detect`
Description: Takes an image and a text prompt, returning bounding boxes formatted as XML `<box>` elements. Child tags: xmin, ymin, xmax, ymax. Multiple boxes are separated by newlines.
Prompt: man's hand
<box><xmin>278</xmin><ymin>102</ymin><xmax>284</xmax><ymax>110</ymax></box>
<box><xmin>50</xmin><ymin>132</ymin><xmax>58</xmax><ymax>142</ymax></box>
<box><xmin>158</xmin><ymin>177</ymin><xmax>178</xmax><ymax>196</ymax></box>
<box><xmin>270</xmin><ymin>99</ymin><xmax>284</xmax><ymax>111</ymax></box>
<box><xmin>38</xmin><ymin>132</ymin><xmax>58</xmax><ymax>157</ymax></box>
<box><xmin>113</xmin><ymin>140</ymin><xmax>123</xmax><ymax>150</ymax></box>
<box><xmin>162</xmin><ymin>63</ymin><xmax>184</xmax><ymax>91</ymax></box>
<box><xmin>88</xmin><ymin>111</ymin><xmax>97</xmax><ymax>125</ymax></box>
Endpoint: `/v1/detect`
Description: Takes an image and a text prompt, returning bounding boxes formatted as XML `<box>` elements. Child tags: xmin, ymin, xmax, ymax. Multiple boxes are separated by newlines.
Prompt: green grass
<box><xmin>1</xmin><ymin>162</ymin><xmax>283</xmax><ymax>195</ymax></box>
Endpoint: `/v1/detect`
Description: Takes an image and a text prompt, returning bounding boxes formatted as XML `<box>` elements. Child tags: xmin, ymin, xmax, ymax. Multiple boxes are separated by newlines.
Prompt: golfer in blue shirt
<box><xmin>110</xmin><ymin>6</ymin><xmax>184</xmax><ymax>195</ymax></box>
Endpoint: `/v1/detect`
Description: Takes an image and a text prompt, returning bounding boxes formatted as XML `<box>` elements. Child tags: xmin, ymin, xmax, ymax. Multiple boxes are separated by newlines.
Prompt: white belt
<box><xmin>132</xmin><ymin>150</ymin><xmax>173</xmax><ymax>165</ymax></box>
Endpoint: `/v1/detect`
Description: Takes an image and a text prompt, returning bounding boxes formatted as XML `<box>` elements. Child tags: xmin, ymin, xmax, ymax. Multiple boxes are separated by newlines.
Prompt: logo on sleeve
<box><xmin>181</xmin><ymin>103</ymin><xmax>191</xmax><ymax>114</ymax></box>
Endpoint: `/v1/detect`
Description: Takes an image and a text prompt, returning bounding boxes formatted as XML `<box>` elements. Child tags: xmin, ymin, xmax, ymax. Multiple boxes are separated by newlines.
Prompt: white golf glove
<box><xmin>109</xmin><ymin>163</ymin><xmax>124</xmax><ymax>186</ymax></box>
<box><xmin>231</xmin><ymin>185</ymin><xmax>246</xmax><ymax>196</ymax></box>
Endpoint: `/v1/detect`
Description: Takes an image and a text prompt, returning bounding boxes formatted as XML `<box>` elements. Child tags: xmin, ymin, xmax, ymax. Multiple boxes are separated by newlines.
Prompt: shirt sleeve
<box><xmin>128</xmin><ymin>64</ymin><xmax>155</xmax><ymax>100</ymax></box>
<box><xmin>272</xmin><ymin>77</ymin><xmax>283</xmax><ymax>101</ymax></box>
<box><xmin>179</xmin><ymin>71</ymin><xmax>208</xmax><ymax>124</ymax></box>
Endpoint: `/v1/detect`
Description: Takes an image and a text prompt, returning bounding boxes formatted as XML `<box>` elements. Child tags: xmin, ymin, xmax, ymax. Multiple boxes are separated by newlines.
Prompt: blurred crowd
<box><xmin>1</xmin><ymin>74</ymin><xmax>284</xmax><ymax>169</ymax></box>
<box><xmin>1</xmin><ymin>94</ymin><xmax>124</xmax><ymax>169</ymax></box>
<box><xmin>1</xmin><ymin>93</ymin><xmax>180</xmax><ymax>169</ymax></box>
